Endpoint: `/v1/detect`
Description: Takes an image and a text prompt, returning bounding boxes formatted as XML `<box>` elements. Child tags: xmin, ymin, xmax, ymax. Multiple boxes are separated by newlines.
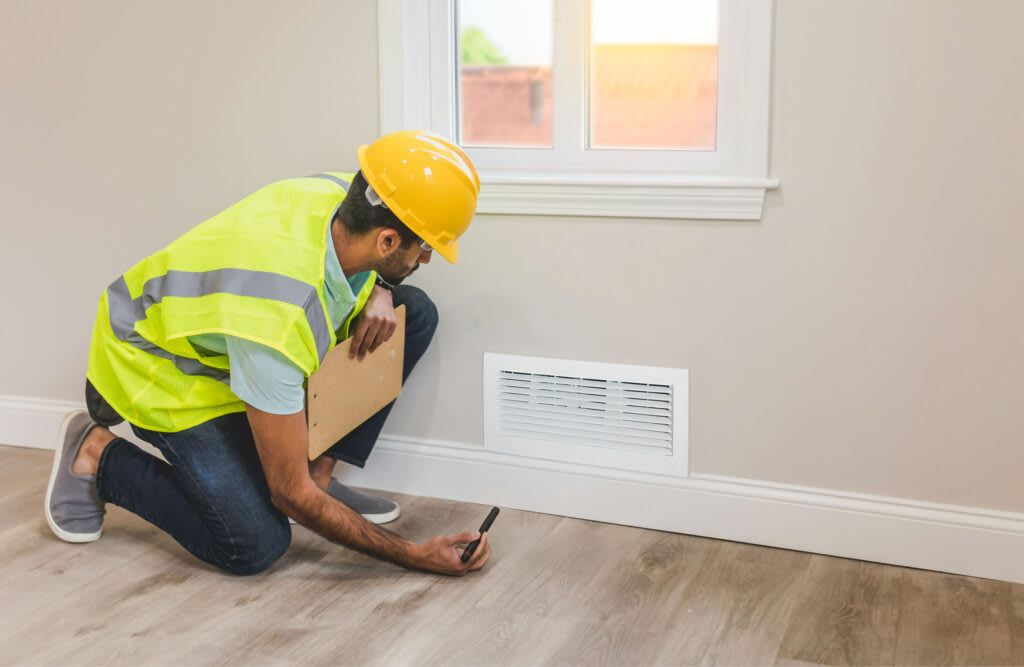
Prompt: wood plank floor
<box><xmin>2</xmin><ymin>443</ymin><xmax>1023</xmax><ymax>666</ymax></box>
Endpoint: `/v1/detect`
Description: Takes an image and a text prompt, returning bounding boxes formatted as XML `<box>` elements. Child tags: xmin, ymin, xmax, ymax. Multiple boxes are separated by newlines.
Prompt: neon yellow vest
<box><xmin>87</xmin><ymin>173</ymin><xmax>375</xmax><ymax>432</ymax></box>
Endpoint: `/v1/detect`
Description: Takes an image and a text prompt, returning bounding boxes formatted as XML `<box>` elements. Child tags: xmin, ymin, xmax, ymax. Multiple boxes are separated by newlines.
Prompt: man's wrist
<box><xmin>400</xmin><ymin>541</ymin><xmax>426</xmax><ymax>569</ymax></box>
<box><xmin>374</xmin><ymin>274</ymin><xmax>394</xmax><ymax>292</ymax></box>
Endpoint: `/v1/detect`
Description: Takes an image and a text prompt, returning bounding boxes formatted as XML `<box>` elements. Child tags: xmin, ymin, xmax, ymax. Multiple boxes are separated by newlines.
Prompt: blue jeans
<box><xmin>94</xmin><ymin>285</ymin><xmax>438</xmax><ymax>575</ymax></box>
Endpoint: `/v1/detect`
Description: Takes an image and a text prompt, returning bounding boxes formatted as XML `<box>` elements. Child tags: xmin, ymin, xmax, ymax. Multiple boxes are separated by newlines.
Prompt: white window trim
<box><xmin>377</xmin><ymin>0</ymin><xmax>778</xmax><ymax>220</ymax></box>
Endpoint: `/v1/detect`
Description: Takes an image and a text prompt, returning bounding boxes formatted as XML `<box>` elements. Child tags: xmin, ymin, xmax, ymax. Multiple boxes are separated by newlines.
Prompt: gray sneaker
<box><xmin>289</xmin><ymin>479</ymin><xmax>400</xmax><ymax>525</ymax></box>
<box><xmin>44</xmin><ymin>410</ymin><xmax>105</xmax><ymax>543</ymax></box>
<box><xmin>327</xmin><ymin>479</ymin><xmax>401</xmax><ymax>524</ymax></box>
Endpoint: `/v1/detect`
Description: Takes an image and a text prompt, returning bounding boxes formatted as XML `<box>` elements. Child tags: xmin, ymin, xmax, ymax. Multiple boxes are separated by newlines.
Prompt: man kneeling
<box><xmin>44</xmin><ymin>131</ymin><xmax>490</xmax><ymax>576</ymax></box>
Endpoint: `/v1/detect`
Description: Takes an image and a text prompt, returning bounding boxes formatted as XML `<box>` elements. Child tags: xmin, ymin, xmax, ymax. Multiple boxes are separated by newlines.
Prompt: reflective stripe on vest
<box><xmin>309</xmin><ymin>173</ymin><xmax>351</xmax><ymax>189</ymax></box>
<box><xmin>107</xmin><ymin>275</ymin><xmax>230</xmax><ymax>384</ymax></box>
<box><xmin>106</xmin><ymin>268</ymin><xmax>333</xmax><ymax>369</ymax></box>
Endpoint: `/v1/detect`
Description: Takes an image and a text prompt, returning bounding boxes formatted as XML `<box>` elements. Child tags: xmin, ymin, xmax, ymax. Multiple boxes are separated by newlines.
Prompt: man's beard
<box><xmin>377</xmin><ymin>253</ymin><xmax>417</xmax><ymax>285</ymax></box>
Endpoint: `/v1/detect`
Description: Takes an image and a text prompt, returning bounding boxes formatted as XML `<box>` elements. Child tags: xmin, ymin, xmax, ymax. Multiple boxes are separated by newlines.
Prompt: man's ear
<box><xmin>376</xmin><ymin>229</ymin><xmax>400</xmax><ymax>257</ymax></box>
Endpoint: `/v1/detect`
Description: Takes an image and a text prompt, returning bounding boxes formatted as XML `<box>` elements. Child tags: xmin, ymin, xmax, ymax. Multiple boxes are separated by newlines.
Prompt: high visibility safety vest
<box><xmin>87</xmin><ymin>172</ymin><xmax>376</xmax><ymax>433</ymax></box>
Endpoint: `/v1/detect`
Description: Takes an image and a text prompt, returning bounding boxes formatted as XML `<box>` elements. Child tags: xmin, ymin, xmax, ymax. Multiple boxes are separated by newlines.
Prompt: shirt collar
<box><xmin>324</xmin><ymin>209</ymin><xmax>355</xmax><ymax>303</ymax></box>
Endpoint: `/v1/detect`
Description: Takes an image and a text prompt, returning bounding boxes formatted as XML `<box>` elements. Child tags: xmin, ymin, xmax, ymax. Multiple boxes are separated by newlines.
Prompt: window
<box><xmin>377</xmin><ymin>0</ymin><xmax>777</xmax><ymax>220</ymax></box>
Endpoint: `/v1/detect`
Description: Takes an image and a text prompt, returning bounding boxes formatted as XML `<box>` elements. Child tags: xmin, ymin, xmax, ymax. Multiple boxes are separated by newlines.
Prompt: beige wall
<box><xmin>4</xmin><ymin>1</ymin><xmax>1023</xmax><ymax>512</ymax></box>
<box><xmin>0</xmin><ymin>0</ymin><xmax>379</xmax><ymax>392</ymax></box>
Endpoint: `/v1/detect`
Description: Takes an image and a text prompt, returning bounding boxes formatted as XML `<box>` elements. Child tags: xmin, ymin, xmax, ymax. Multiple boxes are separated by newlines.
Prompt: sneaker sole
<box><xmin>363</xmin><ymin>505</ymin><xmax>401</xmax><ymax>524</ymax></box>
<box><xmin>44</xmin><ymin>410</ymin><xmax>102</xmax><ymax>543</ymax></box>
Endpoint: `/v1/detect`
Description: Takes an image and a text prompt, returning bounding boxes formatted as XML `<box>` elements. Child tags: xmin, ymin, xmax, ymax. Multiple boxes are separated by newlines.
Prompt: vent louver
<box><xmin>496</xmin><ymin>371</ymin><xmax>673</xmax><ymax>455</ymax></box>
<box><xmin>484</xmin><ymin>354</ymin><xmax>689</xmax><ymax>476</ymax></box>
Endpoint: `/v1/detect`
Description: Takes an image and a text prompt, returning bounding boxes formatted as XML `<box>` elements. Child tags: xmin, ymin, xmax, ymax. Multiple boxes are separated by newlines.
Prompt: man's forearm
<box><xmin>244</xmin><ymin>404</ymin><xmax>424</xmax><ymax>571</ymax></box>
<box><xmin>281</xmin><ymin>483</ymin><xmax>422</xmax><ymax>569</ymax></box>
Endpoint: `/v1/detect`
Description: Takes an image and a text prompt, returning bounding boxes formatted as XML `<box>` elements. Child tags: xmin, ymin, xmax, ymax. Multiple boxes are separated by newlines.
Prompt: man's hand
<box><xmin>416</xmin><ymin>531</ymin><xmax>491</xmax><ymax>576</ymax></box>
<box><xmin>349</xmin><ymin>284</ymin><xmax>397</xmax><ymax>360</ymax></box>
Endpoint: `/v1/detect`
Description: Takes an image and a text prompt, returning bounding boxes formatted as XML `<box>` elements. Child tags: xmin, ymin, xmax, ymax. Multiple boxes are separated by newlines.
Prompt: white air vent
<box><xmin>484</xmin><ymin>354</ymin><xmax>688</xmax><ymax>476</ymax></box>
<box><xmin>496</xmin><ymin>371</ymin><xmax>674</xmax><ymax>454</ymax></box>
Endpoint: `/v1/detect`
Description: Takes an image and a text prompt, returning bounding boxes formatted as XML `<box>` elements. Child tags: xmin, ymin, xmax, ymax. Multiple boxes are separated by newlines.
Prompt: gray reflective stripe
<box><xmin>308</xmin><ymin>173</ymin><xmax>350</xmax><ymax>191</ymax></box>
<box><xmin>107</xmin><ymin>268</ymin><xmax>332</xmax><ymax>378</ymax></box>
<box><xmin>107</xmin><ymin>276</ymin><xmax>232</xmax><ymax>385</ymax></box>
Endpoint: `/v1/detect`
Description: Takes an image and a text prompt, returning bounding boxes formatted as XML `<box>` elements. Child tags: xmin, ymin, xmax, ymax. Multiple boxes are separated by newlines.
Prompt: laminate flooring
<box><xmin>2</xmin><ymin>444</ymin><xmax>1023</xmax><ymax>666</ymax></box>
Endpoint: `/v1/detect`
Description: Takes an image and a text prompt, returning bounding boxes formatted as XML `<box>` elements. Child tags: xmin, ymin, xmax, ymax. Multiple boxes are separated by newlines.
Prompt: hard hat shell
<box><xmin>357</xmin><ymin>130</ymin><xmax>480</xmax><ymax>263</ymax></box>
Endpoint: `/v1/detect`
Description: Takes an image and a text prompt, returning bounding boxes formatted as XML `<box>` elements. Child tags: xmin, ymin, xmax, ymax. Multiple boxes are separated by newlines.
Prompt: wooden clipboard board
<box><xmin>306</xmin><ymin>305</ymin><xmax>405</xmax><ymax>460</ymax></box>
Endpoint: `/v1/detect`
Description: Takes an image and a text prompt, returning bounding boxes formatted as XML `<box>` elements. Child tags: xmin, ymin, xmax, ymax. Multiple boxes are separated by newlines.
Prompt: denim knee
<box><xmin>219</xmin><ymin>514</ymin><xmax>292</xmax><ymax>576</ymax></box>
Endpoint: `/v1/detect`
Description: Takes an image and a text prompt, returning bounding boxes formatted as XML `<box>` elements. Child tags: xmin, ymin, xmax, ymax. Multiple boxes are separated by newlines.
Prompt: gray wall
<box><xmin>3</xmin><ymin>1</ymin><xmax>1022</xmax><ymax>512</ymax></box>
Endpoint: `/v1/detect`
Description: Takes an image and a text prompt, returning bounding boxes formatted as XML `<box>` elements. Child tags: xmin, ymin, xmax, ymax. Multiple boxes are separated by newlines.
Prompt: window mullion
<box><xmin>551</xmin><ymin>0</ymin><xmax>585</xmax><ymax>162</ymax></box>
<box><xmin>430</xmin><ymin>0</ymin><xmax>458</xmax><ymax>139</ymax></box>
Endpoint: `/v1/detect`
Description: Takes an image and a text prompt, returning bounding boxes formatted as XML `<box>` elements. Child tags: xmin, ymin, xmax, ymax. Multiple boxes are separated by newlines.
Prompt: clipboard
<box><xmin>306</xmin><ymin>305</ymin><xmax>405</xmax><ymax>460</ymax></box>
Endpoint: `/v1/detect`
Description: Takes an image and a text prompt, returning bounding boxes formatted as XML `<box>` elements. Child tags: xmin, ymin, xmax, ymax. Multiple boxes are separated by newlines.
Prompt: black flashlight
<box><xmin>461</xmin><ymin>506</ymin><xmax>500</xmax><ymax>563</ymax></box>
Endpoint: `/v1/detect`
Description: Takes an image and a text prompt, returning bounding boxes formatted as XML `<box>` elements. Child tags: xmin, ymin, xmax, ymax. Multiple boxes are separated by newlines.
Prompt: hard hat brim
<box><xmin>433</xmin><ymin>239</ymin><xmax>458</xmax><ymax>264</ymax></box>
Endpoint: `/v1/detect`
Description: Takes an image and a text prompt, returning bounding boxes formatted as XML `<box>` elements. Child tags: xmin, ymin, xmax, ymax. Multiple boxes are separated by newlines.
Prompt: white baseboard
<box><xmin>339</xmin><ymin>435</ymin><xmax>1024</xmax><ymax>585</ymax></box>
<box><xmin>0</xmin><ymin>395</ymin><xmax>156</xmax><ymax>456</ymax></box>
<box><xmin>5</xmin><ymin>394</ymin><xmax>1023</xmax><ymax>584</ymax></box>
<box><xmin>0</xmin><ymin>395</ymin><xmax>84</xmax><ymax>450</ymax></box>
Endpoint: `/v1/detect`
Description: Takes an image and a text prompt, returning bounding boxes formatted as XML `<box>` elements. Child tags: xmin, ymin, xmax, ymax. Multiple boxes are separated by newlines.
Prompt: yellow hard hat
<box><xmin>358</xmin><ymin>130</ymin><xmax>480</xmax><ymax>264</ymax></box>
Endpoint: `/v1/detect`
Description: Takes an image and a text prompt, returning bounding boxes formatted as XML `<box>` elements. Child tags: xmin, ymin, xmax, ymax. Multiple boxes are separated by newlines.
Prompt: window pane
<box><xmin>589</xmin><ymin>0</ymin><xmax>718</xmax><ymax>150</ymax></box>
<box><xmin>457</xmin><ymin>0</ymin><xmax>553</xmax><ymax>147</ymax></box>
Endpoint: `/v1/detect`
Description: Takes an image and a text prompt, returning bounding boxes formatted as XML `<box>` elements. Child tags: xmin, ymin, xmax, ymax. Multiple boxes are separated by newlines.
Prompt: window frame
<box><xmin>377</xmin><ymin>0</ymin><xmax>778</xmax><ymax>220</ymax></box>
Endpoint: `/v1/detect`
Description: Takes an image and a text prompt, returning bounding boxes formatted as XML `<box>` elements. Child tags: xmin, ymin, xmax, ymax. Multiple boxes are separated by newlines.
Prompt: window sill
<box><xmin>475</xmin><ymin>172</ymin><xmax>779</xmax><ymax>220</ymax></box>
